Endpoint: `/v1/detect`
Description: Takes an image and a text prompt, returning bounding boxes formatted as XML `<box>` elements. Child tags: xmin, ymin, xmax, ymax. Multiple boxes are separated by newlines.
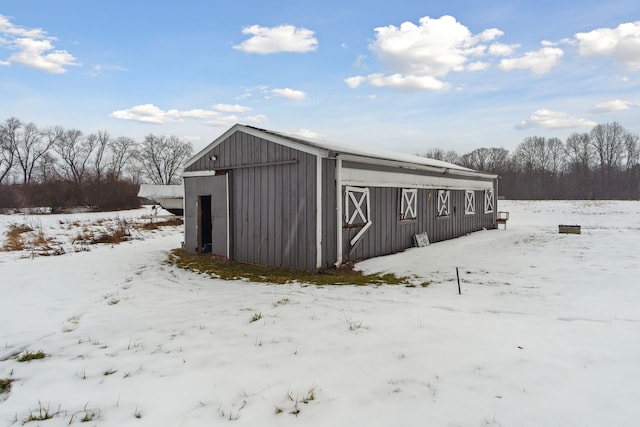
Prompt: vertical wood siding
<box><xmin>186</xmin><ymin>131</ymin><xmax>318</xmax><ymax>271</ymax></box>
<box><xmin>343</xmin><ymin>187</ymin><xmax>496</xmax><ymax>263</ymax></box>
<box><xmin>321</xmin><ymin>158</ymin><xmax>337</xmax><ymax>269</ymax></box>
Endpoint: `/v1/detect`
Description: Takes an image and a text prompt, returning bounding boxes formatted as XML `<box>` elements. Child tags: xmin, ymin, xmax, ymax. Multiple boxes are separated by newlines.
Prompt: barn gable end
<box><xmin>184</xmin><ymin>127</ymin><xmax>320</xmax><ymax>271</ymax></box>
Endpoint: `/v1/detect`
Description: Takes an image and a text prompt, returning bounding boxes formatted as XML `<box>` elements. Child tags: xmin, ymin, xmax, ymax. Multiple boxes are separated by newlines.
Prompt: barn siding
<box><xmin>185</xmin><ymin>131</ymin><xmax>318</xmax><ymax>272</ymax></box>
<box><xmin>321</xmin><ymin>158</ymin><xmax>337</xmax><ymax>269</ymax></box>
<box><xmin>342</xmin><ymin>187</ymin><xmax>496</xmax><ymax>263</ymax></box>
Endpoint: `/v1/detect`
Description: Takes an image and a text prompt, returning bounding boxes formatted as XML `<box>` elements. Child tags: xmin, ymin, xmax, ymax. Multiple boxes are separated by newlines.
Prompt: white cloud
<box><xmin>110</xmin><ymin>104</ymin><xmax>183</xmax><ymax>124</ymax></box>
<box><xmin>575</xmin><ymin>21</ymin><xmax>640</xmax><ymax>70</ymax></box>
<box><xmin>488</xmin><ymin>43</ymin><xmax>519</xmax><ymax>56</ymax></box>
<box><xmin>467</xmin><ymin>61</ymin><xmax>489</xmax><ymax>71</ymax></box>
<box><xmin>213</xmin><ymin>103</ymin><xmax>252</xmax><ymax>113</ymax></box>
<box><xmin>110</xmin><ymin>103</ymin><xmax>256</xmax><ymax>125</ymax></box>
<box><xmin>353</xmin><ymin>54</ymin><xmax>368</xmax><ymax>69</ymax></box>
<box><xmin>349</xmin><ymin>73</ymin><xmax>449</xmax><ymax>91</ymax></box>
<box><xmin>345</xmin><ymin>76</ymin><xmax>366</xmax><ymax>89</ymax></box>
<box><xmin>346</xmin><ymin>15</ymin><xmax>503</xmax><ymax>91</ymax></box>
<box><xmin>205</xmin><ymin>115</ymin><xmax>239</xmax><ymax>127</ymax></box>
<box><xmin>498</xmin><ymin>46</ymin><xmax>563</xmax><ymax>75</ymax></box>
<box><xmin>590</xmin><ymin>99</ymin><xmax>634</xmax><ymax>113</ymax></box>
<box><xmin>0</xmin><ymin>15</ymin><xmax>46</xmax><ymax>38</ymax></box>
<box><xmin>233</xmin><ymin>24</ymin><xmax>318</xmax><ymax>54</ymax></box>
<box><xmin>0</xmin><ymin>14</ymin><xmax>79</xmax><ymax>73</ymax></box>
<box><xmin>244</xmin><ymin>114</ymin><xmax>268</xmax><ymax>123</ymax></box>
<box><xmin>516</xmin><ymin>109</ymin><xmax>597</xmax><ymax>130</ymax></box>
<box><xmin>90</xmin><ymin>63</ymin><xmax>127</xmax><ymax>77</ymax></box>
<box><xmin>181</xmin><ymin>109</ymin><xmax>222</xmax><ymax>120</ymax></box>
<box><xmin>295</xmin><ymin>128</ymin><xmax>323</xmax><ymax>139</ymax></box>
<box><xmin>271</xmin><ymin>88</ymin><xmax>307</xmax><ymax>100</ymax></box>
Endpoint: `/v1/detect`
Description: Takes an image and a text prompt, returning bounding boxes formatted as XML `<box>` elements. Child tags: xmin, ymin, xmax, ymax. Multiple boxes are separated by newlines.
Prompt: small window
<box><xmin>484</xmin><ymin>189</ymin><xmax>495</xmax><ymax>214</ymax></box>
<box><xmin>400</xmin><ymin>188</ymin><xmax>417</xmax><ymax>220</ymax></box>
<box><xmin>465</xmin><ymin>191</ymin><xmax>475</xmax><ymax>215</ymax></box>
<box><xmin>345</xmin><ymin>186</ymin><xmax>370</xmax><ymax>225</ymax></box>
<box><xmin>437</xmin><ymin>190</ymin><xmax>450</xmax><ymax>217</ymax></box>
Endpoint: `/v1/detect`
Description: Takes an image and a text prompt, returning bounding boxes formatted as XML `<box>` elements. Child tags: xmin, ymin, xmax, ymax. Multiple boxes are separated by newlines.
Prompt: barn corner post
<box><xmin>335</xmin><ymin>155</ymin><xmax>343</xmax><ymax>267</ymax></box>
<box><xmin>495</xmin><ymin>176</ymin><xmax>500</xmax><ymax>228</ymax></box>
<box><xmin>315</xmin><ymin>154</ymin><xmax>323</xmax><ymax>270</ymax></box>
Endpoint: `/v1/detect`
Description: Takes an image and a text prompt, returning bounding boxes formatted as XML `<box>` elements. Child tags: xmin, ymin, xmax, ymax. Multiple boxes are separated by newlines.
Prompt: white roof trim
<box><xmin>183</xmin><ymin>170</ymin><xmax>217</xmax><ymax>177</ymax></box>
<box><xmin>337</xmin><ymin>154</ymin><xmax>498</xmax><ymax>180</ymax></box>
<box><xmin>341</xmin><ymin>167</ymin><xmax>494</xmax><ymax>191</ymax></box>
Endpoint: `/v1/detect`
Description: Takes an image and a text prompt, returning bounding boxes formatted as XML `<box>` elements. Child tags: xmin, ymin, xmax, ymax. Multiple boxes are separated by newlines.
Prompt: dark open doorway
<box><xmin>199</xmin><ymin>195</ymin><xmax>212</xmax><ymax>252</ymax></box>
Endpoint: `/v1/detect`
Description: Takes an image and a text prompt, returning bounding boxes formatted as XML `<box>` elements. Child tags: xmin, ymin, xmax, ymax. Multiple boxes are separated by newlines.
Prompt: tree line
<box><xmin>421</xmin><ymin>122</ymin><xmax>640</xmax><ymax>199</ymax></box>
<box><xmin>2</xmin><ymin>116</ymin><xmax>638</xmax><ymax>211</ymax></box>
<box><xmin>0</xmin><ymin>117</ymin><xmax>193</xmax><ymax>211</ymax></box>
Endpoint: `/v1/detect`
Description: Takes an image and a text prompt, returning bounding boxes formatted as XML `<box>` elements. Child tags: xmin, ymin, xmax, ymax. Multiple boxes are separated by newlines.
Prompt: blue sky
<box><xmin>1</xmin><ymin>0</ymin><xmax>640</xmax><ymax>154</ymax></box>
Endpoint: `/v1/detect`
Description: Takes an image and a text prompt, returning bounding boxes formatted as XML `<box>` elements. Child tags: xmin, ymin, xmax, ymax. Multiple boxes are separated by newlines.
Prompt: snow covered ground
<box><xmin>1</xmin><ymin>200</ymin><xmax>639</xmax><ymax>426</ymax></box>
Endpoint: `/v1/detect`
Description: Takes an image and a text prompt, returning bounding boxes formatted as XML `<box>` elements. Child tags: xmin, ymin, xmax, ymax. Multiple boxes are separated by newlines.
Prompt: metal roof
<box><xmin>185</xmin><ymin>124</ymin><xmax>497</xmax><ymax>179</ymax></box>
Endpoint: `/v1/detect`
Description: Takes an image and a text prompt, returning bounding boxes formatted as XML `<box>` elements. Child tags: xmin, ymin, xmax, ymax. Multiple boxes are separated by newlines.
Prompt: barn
<box><xmin>183</xmin><ymin>124</ymin><xmax>499</xmax><ymax>271</ymax></box>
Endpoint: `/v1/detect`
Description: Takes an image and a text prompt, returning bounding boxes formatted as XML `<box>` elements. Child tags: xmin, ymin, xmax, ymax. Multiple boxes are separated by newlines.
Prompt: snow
<box><xmin>1</xmin><ymin>200</ymin><xmax>639</xmax><ymax>426</ymax></box>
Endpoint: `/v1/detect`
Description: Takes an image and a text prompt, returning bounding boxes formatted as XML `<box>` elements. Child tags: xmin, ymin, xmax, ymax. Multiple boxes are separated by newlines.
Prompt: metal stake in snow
<box><xmin>456</xmin><ymin>267</ymin><xmax>461</xmax><ymax>295</ymax></box>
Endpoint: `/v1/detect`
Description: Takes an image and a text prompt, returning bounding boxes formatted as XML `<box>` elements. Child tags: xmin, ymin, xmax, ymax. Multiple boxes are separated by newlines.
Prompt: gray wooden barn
<box><xmin>183</xmin><ymin>124</ymin><xmax>499</xmax><ymax>271</ymax></box>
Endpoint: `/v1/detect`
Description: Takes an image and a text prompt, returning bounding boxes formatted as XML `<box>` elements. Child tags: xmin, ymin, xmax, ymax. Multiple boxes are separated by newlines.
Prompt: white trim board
<box><xmin>315</xmin><ymin>155</ymin><xmax>322</xmax><ymax>269</ymax></box>
<box><xmin>183</xmin><ymin>170</ymin><xmax>218</xmax><ymax>177</ymax></box>
<box><xmin>337</xmin><ymin>154</ymin><xmax>497</xmax><ymax>180</ymax></box>
<box><xmin>341</xmin><ymin>167</ymin><xmax>494</xmax><ymax>191</ymax></box>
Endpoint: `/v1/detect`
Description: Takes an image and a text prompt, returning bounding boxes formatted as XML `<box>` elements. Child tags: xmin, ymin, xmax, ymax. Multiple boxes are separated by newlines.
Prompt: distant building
<box><xmin>138</xmin><ymin>184</ymin><xmax>183</xmax><ymax>215</ymax></box>
<box><xmin>183</xmin><ymin>124</ymin><xmax>498</xmax><ymax>271</ymax></box>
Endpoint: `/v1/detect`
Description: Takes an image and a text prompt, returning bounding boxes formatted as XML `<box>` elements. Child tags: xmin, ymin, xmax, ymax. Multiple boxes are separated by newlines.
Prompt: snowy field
<box><xmin>1</xmin><ymin>200</ymin><xmax>639</xmax><ymax>426</ymax></box>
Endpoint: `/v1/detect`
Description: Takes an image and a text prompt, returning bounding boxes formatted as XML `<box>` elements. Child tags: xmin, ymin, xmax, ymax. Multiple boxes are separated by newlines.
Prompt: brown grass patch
<box><xmin>139</xmin><ymin>217</ymin><xmax>183</xmax><ymax>230</ymax></box>
<box><xmin>90</xmin><ymin>220</ymin><xmax>132</xmax><ymax>244</ymax></box>
<box><xmin>3</xmin><ymin>223</ymin><xmax>34</xmax><ymax>251</ymax></box>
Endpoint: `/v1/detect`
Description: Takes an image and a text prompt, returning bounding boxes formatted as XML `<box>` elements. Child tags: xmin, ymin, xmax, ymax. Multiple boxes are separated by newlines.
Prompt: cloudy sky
<box><xmin>1</xmin><ymin>0</ymin><xmax>639</xmax><ymax>154</ymax></box>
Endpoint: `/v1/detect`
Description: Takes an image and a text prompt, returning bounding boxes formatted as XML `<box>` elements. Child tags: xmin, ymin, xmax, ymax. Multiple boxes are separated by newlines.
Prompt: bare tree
<box><xmin>108</xmin><ymin>136</ymin><xmax>137</xmax><ymax>180</ymax></box>
<box><xmin>546</xmin><ymin>137</ymin><xmax>565</xmax><ymax>174</ymax></box>
<box><xmin>443</xmin><ymin>150</ymin><xmax>460</xmax><ymax>164</ymax></box>
<box><xmin>420</xmin><ymin>148</ymin><xmax>460</xmax><ymax>165</ymax></box>
<box><xmin>0</xmin><ymin>117</ymin><xmax>20</xmax><ymax>184</ymax></box>
<box><xmin>460</xmin><ymin>147</ymin><xmax>491</xmax><ymax>170</ymax></box>
<box><xmin>53</xmin><ymin>128</ymin><xmax>96</xmax><ymax>183</ymax></box>
<box><xmin>14</xmin><ymin>121</ymin><xmax>56</xmax><ymax>184</ymax></box>
<box><xmin>590</xmin><ymin>122</ymin><xmax>625</xmax><ymax>175</ymax></box>
<box><xmin>420</xmin><ymin>148</ymin><xmax>445</xmax><ymax>160</ymax></box>
<box><xmin>91</xmin><ymin>130</ymin><xmax>111</xmax><ymax>181</ymax></box>
<box><xmin>565</xmin><ymin>132</ymin><xmax>593</xmax><ymax>172</ymax></box>
<box><xmin>138</xmin><ymin>134</ymin><xmax>192</xmax><ymax>185</ymax></box>
<box><xmin>623</xmin><ymin>131</ymin><xmax>639</xmax><ymax>171</ymax></box>
<box><xmin>514</xmin><ymin>137</ymin><xmax>539</xmax><ymax>172</ymax></box>
<box><xmin>36</xmin><ymin>151</ymin><xmax>59</xmax><ymax>183</ymax></box>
